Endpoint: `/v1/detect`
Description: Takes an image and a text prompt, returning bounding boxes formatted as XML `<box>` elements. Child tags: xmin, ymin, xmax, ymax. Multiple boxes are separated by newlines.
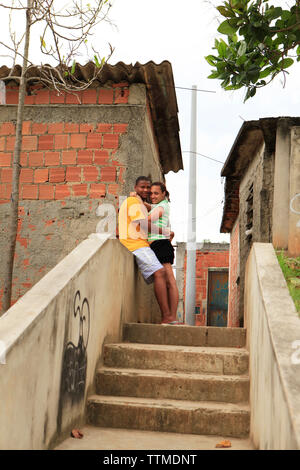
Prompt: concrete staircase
<box><xmin>87</xmin><ymin>323</ymin><xmax>250</xmax><ymax>438</ymax></box>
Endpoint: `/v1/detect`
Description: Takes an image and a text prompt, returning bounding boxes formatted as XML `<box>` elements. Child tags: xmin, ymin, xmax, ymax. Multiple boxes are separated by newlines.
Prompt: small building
<box><xmin>176</xmin><ymin>241</ymin><xmax>230</xmax><ymax>326</ymax></box>
<box><xmin>220</xmin><ymin>117</ymin><xmax>300</xmax><ymax>326</ymax></box>
<box><xmin>0</xmin><ymin>61</ymin><xmax>183</xmax><ymax>308</ymax></box>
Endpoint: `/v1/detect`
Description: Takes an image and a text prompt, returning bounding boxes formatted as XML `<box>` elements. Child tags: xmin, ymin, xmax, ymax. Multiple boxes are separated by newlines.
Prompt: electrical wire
<box><xmin>145</xmin><ymin>84</ymin><xmax>216</xmax><ymax>93</ymax></box>
<box><xmin>182</xmin><ymin>150</ymin><xmax>225</xmax><ymax>164</ymax></box>
<box><xmin>175</xmin><ymin>86</ymin><xmax>216</xmax><ymax>93</ymax></box>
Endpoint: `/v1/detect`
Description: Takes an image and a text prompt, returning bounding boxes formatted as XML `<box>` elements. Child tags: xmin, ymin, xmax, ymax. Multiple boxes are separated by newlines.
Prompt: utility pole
<box><xmin>185</xmin><ymin>85</ymin><xmax>197</xmax><ymax>326</ymax></box>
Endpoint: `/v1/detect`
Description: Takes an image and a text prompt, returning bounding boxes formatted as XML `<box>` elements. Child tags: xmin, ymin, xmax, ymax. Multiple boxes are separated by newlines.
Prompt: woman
<box><xmin>147</xmin><ymin>182</ymin><xmax>179</xmax><ymax>324</ymax></box>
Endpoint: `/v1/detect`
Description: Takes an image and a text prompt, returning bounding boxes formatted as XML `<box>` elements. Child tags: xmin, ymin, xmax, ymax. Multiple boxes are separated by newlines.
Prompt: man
<box><xmin>118</xmin><ymin>176</ymin><xmax>176</xmax><ymax>324</ymax></box>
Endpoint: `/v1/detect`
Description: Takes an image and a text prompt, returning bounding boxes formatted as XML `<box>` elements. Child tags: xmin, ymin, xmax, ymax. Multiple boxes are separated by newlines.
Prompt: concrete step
<box><xmin>55</xmin><ymin>425</ymin><xmax>255</xmax><ymax>450</ymax></box>
<box><xmin>96</xmin><ymin>367</ymin><xmax>250</xmax><ymax>403</ymax></box>
<box><xmin>123</xmin><ymin>323</ymin><xmax>246</xmax><ymax>348</ymax></box>
<box><xmin>103</xmin><ymin>343</ymin><xmax>249</xmax><ymax>375</ymax></box>
<box><xmin>87</xmin><ymin>395</ymin><xmax>250</xmax><ymax>438</ymax></box>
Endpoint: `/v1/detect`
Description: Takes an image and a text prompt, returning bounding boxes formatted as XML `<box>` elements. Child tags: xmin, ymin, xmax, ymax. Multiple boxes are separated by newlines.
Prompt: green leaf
<box><xmin>71</xmin><ymin>60</ymin><xmax>76</xmax><ymax>75</ymax></box>
<box><xmin>217</xmin><ymin>39</ymin><xmax>228</xmax><ymax>57</ymax></box>
<box><xmin>237</xmin><ymin>41</ymin><xmax>246</xmax><ymax>56</ymax></box>
<box><xmin>277</xmin><ymin>58</ymin><xmax>294</xmax><ymax>69</ymax></box>
<box><xmin>216</xmin><ymin>5</ymin><xmax>235</xmax><ymax>18</ymax></box>
<box><xmin>230</xmin><ymin>0</ymin><xmax>246</xmax><ymax>9</ymax></box>
<box><xmin>208</xmin><ymin>71</ymin><xmax>220</xmax><ymax>79</ymax></box>
<box><xmin>224</xmin><ymin>83</ymin><xmax>243</xmax><ymax>90</ymax></box>
<box><xmin>236</xmin><ymin>54</ymin><xmax>247</xmax><ymax>66</ymax></box>
<box><xmin>221</xmin><ymin>77</ymin><xmax>230</xmax><ymax>88</ymax></box>
<box><xmin>244</xmin><ymin>86</ymin><xmax>256</xmax><ymax>102</ymax></box>
<box><xmin>228</xmin><ymin>33</ymin><xmax>238</xmax><ymax>44</ymax></box>
<box><xmin>235</xmin><ymin>71</ymin><xmax>246</xmax><ymax>84</ymax></box>
<box><xmin>259</xmin><ymin>66</ymin><xmax>273</xmax><ymax>79</ymax></box>
<box><xmin>217</xmin><ymin>20</ymin><xmax>237</xmax><ymax>36</ymax></box>
<box><xmin>40</xmin><ymin>36</ymin><xmax>46</xmax><ymax>49</ymax></box>
<box><xmin>205</xmin><ymin>55</ymin><xmax>218</xmax><ymax>66</ymax></box>
<box><xmin>94</xmin><ymin>55</ymin><xmax>101</xmax><ymax>68</ymax></box>
<box><xmin>281</xmin><ymin>10</ymin><xmax>292</xmax><ymax>22</ymax></box>
<box><xmin>265</xmin><ymin>7</ymin><xmax>283</xmax><ymax>21</ymax></box>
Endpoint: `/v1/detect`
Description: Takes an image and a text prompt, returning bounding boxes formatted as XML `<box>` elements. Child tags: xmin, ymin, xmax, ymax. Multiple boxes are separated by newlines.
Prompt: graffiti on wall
<box><xmin>61</xmin><ymin>290</ymin><xmax>90</xmax><ymax>401</ymax></box>
<box><xmin>57</xmin><ymin>290</ymin><xmax>91</xmax><ymax>434</ymax></box>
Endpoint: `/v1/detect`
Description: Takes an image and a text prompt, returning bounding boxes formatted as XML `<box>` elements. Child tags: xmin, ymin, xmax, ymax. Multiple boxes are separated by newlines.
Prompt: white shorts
<box><xmin>132</xmin><ymin>247</ymin><xmax>163</xmax><ymax>284</ymax></box>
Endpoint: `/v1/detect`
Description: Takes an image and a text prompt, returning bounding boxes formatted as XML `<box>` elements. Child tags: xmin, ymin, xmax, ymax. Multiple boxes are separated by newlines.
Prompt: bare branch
<box><xmin>0</xmin><ymin>2</ymin><xmax>28</xmax><ymax>10</ymax></box>
<box><xmin>0</xmin><ymin>41</ymin><xmax>34</xmax><ymax>66</ymax></box>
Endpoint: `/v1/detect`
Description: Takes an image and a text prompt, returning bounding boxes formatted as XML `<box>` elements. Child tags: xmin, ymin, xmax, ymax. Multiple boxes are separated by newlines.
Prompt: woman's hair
<box><xmin>151</xmin><ymin>181</ymin><xmax>170</xmax><ymax>202</ymax></box>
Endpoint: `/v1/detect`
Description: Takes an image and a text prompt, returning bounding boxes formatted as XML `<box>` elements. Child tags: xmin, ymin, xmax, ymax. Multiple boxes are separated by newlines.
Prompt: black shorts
<box><xmin>150</xmin><ymin>239</ymin><xmax>174</xmax><ymax>265</ymax></box>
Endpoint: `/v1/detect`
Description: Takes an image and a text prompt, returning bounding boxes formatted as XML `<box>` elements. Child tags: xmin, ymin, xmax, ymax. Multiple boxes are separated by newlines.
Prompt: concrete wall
<box><xmin>273</xmin><ymin>122</ymin><xmax>300</xmax><ymax>257</ymax></box>
<box><xmin>288</xmin><ymin>127</ymin><xmax>300</xmax><ymax>257</ymax></box>
<box><xmin>238</xmin><ymin>141</ymin><xmax>268</xmax><ymax>320</ymax></box>
<box><xmin>0</xmin><ymin>233</ymin><xmax>160</xmax><ymax>450</ymax></box>
<box><xmin>228</xmin><ymin>218</ymin><xmax>240</xmax><ymax>327</ymax></box>
<box><xmin>0</xmin><ymin>83</ymin><xmax>163</xmax><ymax>310</ymax></box>
<box><xmin>244</xmin><ymin>243</ymin><xmax>300</xmax><ymax>449</ymax></box>
<box><xmin>272</xmin><ymin>118</ymin><xmax>291</xmax><ymax>250</ymax></box>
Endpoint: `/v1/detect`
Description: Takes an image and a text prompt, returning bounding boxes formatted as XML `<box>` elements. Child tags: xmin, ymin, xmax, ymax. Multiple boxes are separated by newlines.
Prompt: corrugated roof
<box><xmin>0</xmin><ymin>60</ymin><xmax>183</xmax><ymax>174</ymax></box>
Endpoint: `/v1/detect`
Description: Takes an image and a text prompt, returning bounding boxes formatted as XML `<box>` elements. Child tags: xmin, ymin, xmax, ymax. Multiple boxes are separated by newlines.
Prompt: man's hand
<box><xmin>170</xmin><ymin>231</ymin><xmax>174</xmax><ymax>242</ymax></box>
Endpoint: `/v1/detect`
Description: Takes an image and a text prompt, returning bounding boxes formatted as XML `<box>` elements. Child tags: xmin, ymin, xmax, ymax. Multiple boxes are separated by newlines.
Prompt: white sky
<box><xmin>96</xmin><ymin>0</ymin><xmax>300</xmax><ymax>243</ymax></box>
<box><xmin>1</xmin><ymin>0</ymin><xmax>300</xmax><ymax>243</ymax></box>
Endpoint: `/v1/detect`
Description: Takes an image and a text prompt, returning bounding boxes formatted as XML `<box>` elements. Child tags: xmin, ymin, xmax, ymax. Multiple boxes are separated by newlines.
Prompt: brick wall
<box><xmin>5</xmin><ymin>81</ymin><xmax>130</xmax><ymax>106</ymax></box>
<box><xmin>181</xmin><ymin>244</ymin><xmax>229</xmax><ymax>326</ymax></box>
<box><xmin>227</xmin><ymin>220</ymin><xmax>240</xmax><ymax>327</ymax></box>
<box><xmin>0</xmin><ymin>119</ymin><xmax>127</xmax><ymax>203</ymax></box>
<box><xmin>0</xmin><ymin>84</ymin><xmax>130</xmax><ymax>205</ymax></box>
<box><xmin>0</xmin><ymin>82</ymin><xmax>163</xmax><ymax>310</ymax></box>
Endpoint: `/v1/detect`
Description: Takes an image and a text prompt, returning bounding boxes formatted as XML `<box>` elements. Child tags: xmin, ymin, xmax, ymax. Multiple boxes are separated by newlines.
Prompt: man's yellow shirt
<box><xmin>118</xmin><ymin>196</ymin><xmax>149</xmax><ymax>252</ymax></box>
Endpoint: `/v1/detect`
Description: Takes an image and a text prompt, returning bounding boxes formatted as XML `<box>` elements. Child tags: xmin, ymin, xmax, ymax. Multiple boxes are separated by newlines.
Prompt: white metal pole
<box><xmin>185</xmin><ymin>85</ymin><xmax>197</xmax><ymax>326</ymax></box>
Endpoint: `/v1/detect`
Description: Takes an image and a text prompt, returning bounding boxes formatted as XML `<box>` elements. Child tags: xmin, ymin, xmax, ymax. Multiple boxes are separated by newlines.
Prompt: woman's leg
<box><xmin>152</xmin><ymin>267</ymin><xmax>172</xmax><ymax>323</ymax></box>
<box><xmin>163</xmin><ymin>263</ymin><xmax>179</xmax><ymax>321</ymax></box>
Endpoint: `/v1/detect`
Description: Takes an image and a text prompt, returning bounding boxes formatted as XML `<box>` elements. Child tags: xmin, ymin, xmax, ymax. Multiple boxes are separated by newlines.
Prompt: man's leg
<box><xmin>132</xmin><ymin>247</ymin><xmax>173</xmax><ymax>323</ymax></box>
<box><xmin>153</xmin><ymin>267</ymin><xmax>173</xmax><ymax>323</ymax></box>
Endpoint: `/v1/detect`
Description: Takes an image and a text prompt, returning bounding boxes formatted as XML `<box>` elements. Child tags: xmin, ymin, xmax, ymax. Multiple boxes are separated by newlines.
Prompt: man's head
<box><xmin>134</xmin><ymin>176</ymin><xmax>151</xmax><ymax>201</ymax></box>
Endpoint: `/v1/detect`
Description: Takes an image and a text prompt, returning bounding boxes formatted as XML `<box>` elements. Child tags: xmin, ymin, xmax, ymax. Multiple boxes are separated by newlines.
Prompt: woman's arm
<box><xmin>148</xmin><ymin>206</ymin><xmax>164</xmax><ymax>223</ymax></box>
<box><xmin>147</xmin><ymin>206</ymin><xmax>171</xmax><ymax>236</ymax></box>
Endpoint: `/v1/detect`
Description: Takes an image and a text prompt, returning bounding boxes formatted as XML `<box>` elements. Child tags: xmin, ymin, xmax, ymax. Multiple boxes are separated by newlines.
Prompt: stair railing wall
<box><xmin>0</xmin><ymin>234</ymin><xmax>157</xmax><ymax>450</ymax></box>
<box><xmin>244</xmin><ymin>243</ymin><xmax>300</xmax><ymax>450</ymax></box>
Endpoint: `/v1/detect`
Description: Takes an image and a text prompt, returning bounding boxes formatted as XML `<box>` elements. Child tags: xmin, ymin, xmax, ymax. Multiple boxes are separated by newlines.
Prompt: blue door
<box><xmin>207</xmin><ymin>271</ymin><xmax>228</xmax><ymax>327</ymax></box>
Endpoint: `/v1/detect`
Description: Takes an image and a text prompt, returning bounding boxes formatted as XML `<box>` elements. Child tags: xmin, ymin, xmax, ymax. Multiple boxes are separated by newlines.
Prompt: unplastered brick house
<box><xmin>220</xmin><ymin>117</ymin><xmax>300</xmax><ymax>326</ymax></box>
<box><xmin>0</xmin><ymin>61</ymin><xmax>183</xmax><ymax>309</ymax></box>
<box><xmin>176</xmin><ymin>242</ymin><xmax>230</xmax><ymax>326</ymax></box>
